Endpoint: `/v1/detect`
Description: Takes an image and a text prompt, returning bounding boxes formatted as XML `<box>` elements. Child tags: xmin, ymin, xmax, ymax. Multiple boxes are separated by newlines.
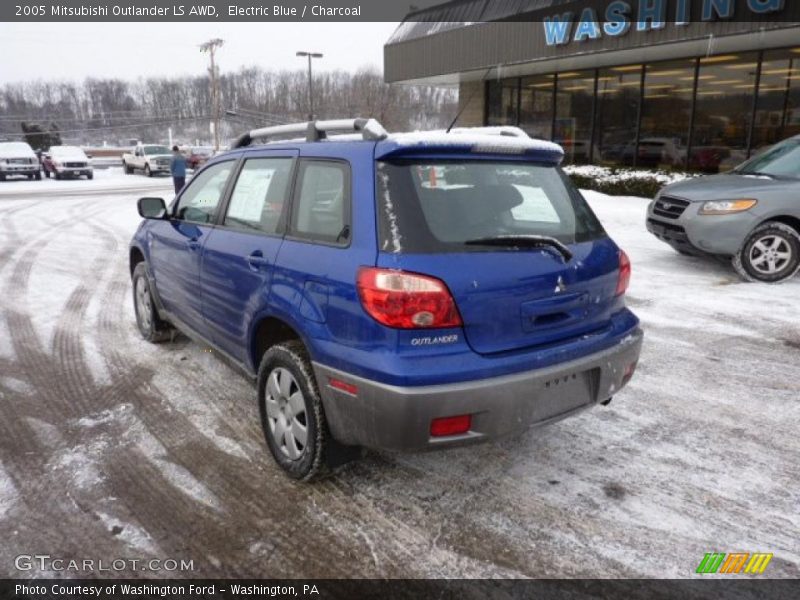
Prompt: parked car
<box><xmin>688</xmin><ymin>145</ymin><xmax>731</xmax><ymax>173</ymax></box>
<box><xmin>122</xmin><ymin>143</ymin><xmax>172</xmax><ymax>176</ymax></box>
<box><xmin>637</xmin><ymin>137</ymin><xmax>686</xmax><ymax>167</ymax></box>
<box><xmin>0</xmin><ymin>141</ymin><xmax>41</xmax><ymax>181</ymax></box>
<box><xmin>129</xmin><ymin>120</ymin><xmax>643</xmax><ymax>480</ymax></box>
<box><xmin>41</xmin><ymin>146</ymin><xmax>93</xmax><ymax>179</ymax></box>
<box><xmin>647</xmin><ymin>135</ymin><xmax>800</xmax><ymax>283</ymax></box>
<box><xmin>185</xmin><ymin>146</ymin><xmax>214</xmax><ymax>170</ymax></box>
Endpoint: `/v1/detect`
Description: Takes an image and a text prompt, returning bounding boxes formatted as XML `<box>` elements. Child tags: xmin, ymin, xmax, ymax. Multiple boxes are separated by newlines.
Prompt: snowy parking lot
<box><xmin>0</xmin><ymin>169</ymin><xmax>798</xmax><ymax>578</ymax></box>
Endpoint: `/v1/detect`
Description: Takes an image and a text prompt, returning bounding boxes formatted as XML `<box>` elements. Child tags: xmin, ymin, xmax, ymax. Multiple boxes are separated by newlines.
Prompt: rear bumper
<box><xmin>314</xmin><ymin>328</ymin><xmax>643</xmax><ymax>452</ymax></box>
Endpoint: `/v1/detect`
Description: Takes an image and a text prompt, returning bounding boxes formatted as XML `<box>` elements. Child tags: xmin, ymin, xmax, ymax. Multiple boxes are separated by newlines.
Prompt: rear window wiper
<box><xmin>464</xmin><ymin>235</ymin><xmax>573</xmax><ymax>262</ymax></box>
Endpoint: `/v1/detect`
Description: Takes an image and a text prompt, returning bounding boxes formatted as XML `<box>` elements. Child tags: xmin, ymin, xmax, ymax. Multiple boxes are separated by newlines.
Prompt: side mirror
<box><xmin>85</xmin><ymin>153</ymin><xmax>93</xmax><ymax>159</ymax></box>
<box><xmin>138</xmin><ymin>197</ymin><xmax>167</xmax><ymax>219</ymax></box>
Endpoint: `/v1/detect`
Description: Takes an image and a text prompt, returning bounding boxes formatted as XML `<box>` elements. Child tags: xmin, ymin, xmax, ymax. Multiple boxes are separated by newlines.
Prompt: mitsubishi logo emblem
<box><xmin>555</xmin><ymin>276</ymin><xmax>566</xmax><ymax>293</ymax></box>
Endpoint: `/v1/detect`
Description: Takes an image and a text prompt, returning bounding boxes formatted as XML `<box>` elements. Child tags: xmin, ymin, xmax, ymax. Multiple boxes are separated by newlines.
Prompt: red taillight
<box><xmin>430</xmin><ymin>414</ymin><xmax>471</xmax><ymax>437</ymax></box>
<box><xmin>616</xmin><ymin>250</ymin><xmax>631</xmax><ymax>296</ymax></box>
<box><xmin>357</xmin><ymin>267</ymin><xmax>462</xmax><ymax>329</ymax></box>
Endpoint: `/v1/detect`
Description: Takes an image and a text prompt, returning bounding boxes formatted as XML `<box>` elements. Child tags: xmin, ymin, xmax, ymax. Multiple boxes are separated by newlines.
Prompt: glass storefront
<box><xmin>639</xmin><ymin>60</ymin><xmax>695</xmax><ymax>170</ymax></box>
<box><xmin>485</xmin><ymin>47</ymin><xmax>800</xmax><ymax>172</ymax></box>
<box><xmin>753</xmin><ymin>48</ymin><xmax>800</xmax><ymax>152</ymax></box>
<box><xmin>594</xmin><ymin>65</ymin><xmax>642</xmax><ymax>167</ymax></box>
<box><xmin>555</xmin><ymin>71</ymin><xmax>595</xmax><ymax>164</ymax></box>
<box><xmin>691</xmin><ymin>53</ymin><xmax>759</xmax><ymax>172</ymax></box>
<box><xmin>520</xmin><ymin>75</ymin><xmax>553</xmax><ymax>140</ymax></box>
<box><xmin>486</xmin><ymin>78</ymin><xmax>518</xmax><ymax>126</ymax></box>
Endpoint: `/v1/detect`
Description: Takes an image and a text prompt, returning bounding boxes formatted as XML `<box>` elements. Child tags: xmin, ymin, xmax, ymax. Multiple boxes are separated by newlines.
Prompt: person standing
<box><xmin>170</xmin><ymin>145</ymin><xmax>187</xmax><ymax>194</ymax></box>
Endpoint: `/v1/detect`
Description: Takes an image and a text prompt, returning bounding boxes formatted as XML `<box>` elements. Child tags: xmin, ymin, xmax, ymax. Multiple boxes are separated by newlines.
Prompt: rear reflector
<box><xmin>329</xmin><ymin>378</ymin><xmax>358</xmax><ymax>395</ymax></box>
<box><xmin>622</xmin><ymin>361</ymin><xmax>638</xmax><ymax>385</ymax></box>
<box><xmin>430</xmin><ymin>414</ymin><xmax>471</xmax><ymax>437</ymax></box>
<box><xmin>616</xmin><ymin>249</ymin><xmax>631</xmax><ymax>296</ymax></box>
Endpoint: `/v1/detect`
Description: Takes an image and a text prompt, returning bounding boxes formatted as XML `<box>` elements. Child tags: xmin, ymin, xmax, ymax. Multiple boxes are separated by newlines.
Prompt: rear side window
<box><xmin>376</xmin><ymin>160</ymin><xmax>605</xmax><ymax>253</ymax></box>
<box><xmin>224</xmin><ymin>157</ymin><xmax>293</xmax><ymax>234</ymax></box>
<box><xmin>290</xmin><ymin>160</ymin><xmax>350</xmax><ymax>245</ymax></box>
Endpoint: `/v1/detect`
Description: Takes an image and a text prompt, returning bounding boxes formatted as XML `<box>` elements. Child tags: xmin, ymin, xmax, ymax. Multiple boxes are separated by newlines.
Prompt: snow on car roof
<box><xmin>0</xmin><ymin>142</ymin><xmax>35</xmax><ymax>157</ymax></box>
<box><xmin>377</xmin><ymin>128</ymin><xmax>565</xmax><ymax>161</ymax></box>
<box><xmin>50</xmin><ymin>146</ymin><xmax>86</xmax><ymax>156</ymax></box>
<box><xmin>243</xmin><ymin>124</ymin><xmax>564</xmax><ymax>163</ymax></box>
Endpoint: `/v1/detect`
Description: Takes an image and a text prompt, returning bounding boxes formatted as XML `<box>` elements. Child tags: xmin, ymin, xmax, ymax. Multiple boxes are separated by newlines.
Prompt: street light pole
<box><xmin>296</xmin><ymin>51</ymin><xmax>323</xmax><ymax>121</ymax></box>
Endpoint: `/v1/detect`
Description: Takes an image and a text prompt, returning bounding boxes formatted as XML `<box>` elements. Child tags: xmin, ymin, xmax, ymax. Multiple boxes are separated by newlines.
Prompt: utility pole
<box><xmin>200</xmin><ymin>38</ymin><xmax>224</xmax><ymax>150</ymax></box>
<box><xmin>296</xmin><ymin>51</ymin><xmax>323</xmax><ymax>121</ymax></box>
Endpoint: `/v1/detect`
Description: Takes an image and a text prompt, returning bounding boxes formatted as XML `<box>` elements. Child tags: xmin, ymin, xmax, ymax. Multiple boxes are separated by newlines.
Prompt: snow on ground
<box><xmin>0</xmin><ymin>166</ymin><xmax>176</xmax><ymax>196</ymax></box>
<box><xmin>0</xmin><ymin>177</ymin><xmax>797</xmax><ymax>580</ymax></box>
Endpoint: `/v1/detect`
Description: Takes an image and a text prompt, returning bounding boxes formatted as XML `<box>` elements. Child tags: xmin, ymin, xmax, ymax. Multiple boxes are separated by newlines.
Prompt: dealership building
<box><xmin>384</xmin><ymin>1</ymin><xmax>800</xmax><ymax>171</ymax></box>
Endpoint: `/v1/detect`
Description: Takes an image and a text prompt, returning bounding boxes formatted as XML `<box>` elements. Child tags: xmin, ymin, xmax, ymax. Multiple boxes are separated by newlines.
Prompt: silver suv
<box><xmin>647</xmin><ymin>135</ymin><xmax>800</xmax><ymax>283</ymax></box>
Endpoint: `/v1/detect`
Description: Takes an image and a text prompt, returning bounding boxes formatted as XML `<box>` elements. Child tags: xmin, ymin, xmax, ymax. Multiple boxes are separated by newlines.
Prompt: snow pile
<box><xmin>564</xmin><ymin>164</ymin><xmax>697</xmax><ymax>186</ymax></box>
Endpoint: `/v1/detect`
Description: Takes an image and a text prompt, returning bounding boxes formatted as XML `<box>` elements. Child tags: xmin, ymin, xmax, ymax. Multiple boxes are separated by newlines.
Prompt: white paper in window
<box><xmin>510</xmin><ymin>185</ymin><xmax>561</xmax><ymax>223</ymax></box>
<box><xmin>228</xmin><ymin>168</ymin><xmax>275</xmax><ymax>223</ymax></box>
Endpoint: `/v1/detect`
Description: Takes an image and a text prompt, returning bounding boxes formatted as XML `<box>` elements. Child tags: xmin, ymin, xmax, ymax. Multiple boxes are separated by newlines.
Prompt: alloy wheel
<box><xmin>749</xmin><ymin>234</ymin><xmax>793</xmax><ymax>275</ymax></box>
<box><xmin>264</xmin><ymin>367</ymin><xmax>308</xmax><ymax>460</ymax></box>
<box><xmin>135</xmin><ymin>277</ymin><xmax>152</xmax><ymax>329</ymax></box>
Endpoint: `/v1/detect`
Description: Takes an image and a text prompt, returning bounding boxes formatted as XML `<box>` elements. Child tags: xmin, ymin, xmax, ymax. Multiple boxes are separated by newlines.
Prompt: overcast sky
<box><xmin>0</xmin><ymin>22</ymin><xmax>401</xmax><ymax>84</ymax></box>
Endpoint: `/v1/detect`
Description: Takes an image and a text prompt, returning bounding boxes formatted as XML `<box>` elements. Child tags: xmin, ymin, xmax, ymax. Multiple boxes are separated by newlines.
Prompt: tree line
<box><xmin>0</xmin><ymin>67</ymin><xmax>457</xmax><ymax>147</ymax></box>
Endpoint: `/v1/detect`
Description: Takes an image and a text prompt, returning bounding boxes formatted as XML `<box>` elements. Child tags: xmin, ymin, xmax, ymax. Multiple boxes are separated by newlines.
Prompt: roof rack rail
<box><xmin>232</xmin><ymin>118</ymin><xmax>387</xmax><ymax>148</ymax></box>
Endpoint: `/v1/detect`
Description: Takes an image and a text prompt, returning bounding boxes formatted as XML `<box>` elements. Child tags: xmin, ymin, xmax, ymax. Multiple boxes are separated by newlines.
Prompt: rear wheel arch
<box><xmin>251</xmin><ymin>316</ymin><xmax>307</xmax><ymax>372</ymax></box>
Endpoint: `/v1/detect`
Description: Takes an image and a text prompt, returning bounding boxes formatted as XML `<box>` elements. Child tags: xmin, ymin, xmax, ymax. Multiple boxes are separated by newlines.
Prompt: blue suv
<box><xmin>130</xmin><ymin>119</ymin><xmax>643</xmax><ymax>480</ymax></box>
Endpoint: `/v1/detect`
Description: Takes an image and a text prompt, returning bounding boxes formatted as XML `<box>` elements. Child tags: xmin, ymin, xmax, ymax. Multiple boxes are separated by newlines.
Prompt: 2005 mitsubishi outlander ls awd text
<box><xmin>129</xmin><ymin>119</ymin><xmax>643</xmax><ymax>480</ymax></box>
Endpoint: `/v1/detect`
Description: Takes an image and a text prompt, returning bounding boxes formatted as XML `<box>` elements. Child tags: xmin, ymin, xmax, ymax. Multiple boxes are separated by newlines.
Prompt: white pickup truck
<box><xmin>122</xmin><ymin>143</ymin><xmax>172</xmax><ymax>177</ymax></box>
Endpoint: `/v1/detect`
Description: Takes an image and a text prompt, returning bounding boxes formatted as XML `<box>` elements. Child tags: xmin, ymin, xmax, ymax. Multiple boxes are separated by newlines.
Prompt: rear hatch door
<box><xmin>375</xmin><ymin>157</ymin><xmax>621</xmax><ymax>355</ymax></box>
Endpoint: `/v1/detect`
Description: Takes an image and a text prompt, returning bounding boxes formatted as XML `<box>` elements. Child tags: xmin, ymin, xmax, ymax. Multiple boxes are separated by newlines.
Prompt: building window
<box><xmin>520</xmin><ymin>75</ymin><xmax>554</xmax><ymax>139</ymax></box>
<box><xmin>753</xmin><ymin>47</ymin><xmax>800</xmax><ymax>153</ymax></box>
<box><xmin>638</xmin><ymin>59</ymin><xmax>696</xmax><ymax>170</ymax></box>
<box><xmin>487</xmin><ymin>78</ymin><xmax>519</xmax><ymax>126</ymax></box>
<box><xmin>593</xmin><ymin>65</ymin><xmax>643</xmax><ymax>167</ymax></box>
<box><xmin>691</xmin><ymin>53</ymin><xmax>759</xmax><ymax>173</ymax></box>
<box><xmin>554</xmin><ymin>70</ymin><xmax>596</xmax><ymax>164</ymax></box>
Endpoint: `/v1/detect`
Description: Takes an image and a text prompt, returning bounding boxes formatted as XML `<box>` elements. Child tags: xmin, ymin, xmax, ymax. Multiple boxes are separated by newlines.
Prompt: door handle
<box><xmin>187</xmin><ymin>238</ymin><xmax>201</xmax><ymax>251</ymax></box>
<box><xmin>247</xmin><ymin>252</ymin><xmax>269</xmax><ymax>269</ymax></box>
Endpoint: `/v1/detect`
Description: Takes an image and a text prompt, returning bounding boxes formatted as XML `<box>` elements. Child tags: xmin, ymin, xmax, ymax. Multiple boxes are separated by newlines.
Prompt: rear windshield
<box><xmin>376</xmin><ymin>160</ymin><xmax>605</xmax><ymax>253</ymax></box>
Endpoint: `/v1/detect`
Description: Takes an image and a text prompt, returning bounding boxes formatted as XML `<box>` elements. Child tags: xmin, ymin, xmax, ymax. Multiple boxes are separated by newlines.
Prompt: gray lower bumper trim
<box><xmin>313</xmin><ymin>329</ymin><xmax>643</xmax><ymax>452</ymax></box>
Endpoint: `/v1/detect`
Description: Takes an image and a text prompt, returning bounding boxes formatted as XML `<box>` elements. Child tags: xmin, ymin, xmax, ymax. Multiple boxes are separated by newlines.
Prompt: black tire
<box><xmin>34</xmin><ymin>171</ymin><xmax>42</xmax><ymax>180</ymax></box>
<box><xmin>0</xmin><ymin>173</ymin><xmax>5</xmax><ymax>181</ymax></box>
<box><xmin>257</xmin><ymin>341</ymin><xmax>330</xmax><ymax>481</ymax></box>
<box><xmin>732</xmin><ymin>222</ymin><xmax>800</xmax><ymax>283</ymax></box>
<box><xmin>87</xmin><ymin>172</ymin><xmax>93</xmax><ymax>180</ymax></box>
<box><xmin>54</xmin><ymin>171</ymin><xmax>62</xmax><ymax>180</ymax></box>
<box><xmin>145</xmin><ymin>164</ymin><xmax>152</xmax><ymax>177</ymax></box>
<box><xmin>132</xmin><ymin>263</ymin><xmax>171</xmax><ymax>343</ymax></box>
<box><xmin>123</xmin><ymin>162</ymin><xmax>133</xmax><ymax>175</ymax></box>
